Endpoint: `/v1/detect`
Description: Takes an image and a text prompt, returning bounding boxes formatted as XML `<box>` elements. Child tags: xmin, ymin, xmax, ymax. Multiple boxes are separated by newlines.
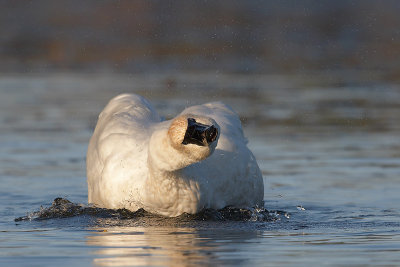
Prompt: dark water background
<box><xmin>1</xmin><ymin>1</ymin><xmax>400</xmax><ymax>76</ymax></box>
<box><xmin>0</xmin><ymin>73</ymin><xmax>399</xmax><ymax>266</ymax></box>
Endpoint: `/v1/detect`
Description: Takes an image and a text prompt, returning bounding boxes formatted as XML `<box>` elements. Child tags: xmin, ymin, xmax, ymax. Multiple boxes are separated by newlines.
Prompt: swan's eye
<box><xmin>182</xmin><ymin>118</ymin><xmax>218</xmax><ymax>146</ymax></box>
<box><xmin>205</xmin><ymin>125</ymin><xmax>218</xmax><ymax>143</ymax></box>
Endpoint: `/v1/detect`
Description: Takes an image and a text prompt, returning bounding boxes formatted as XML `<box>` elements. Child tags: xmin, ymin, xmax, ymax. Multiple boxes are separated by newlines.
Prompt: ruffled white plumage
<box><xmin>87</xmin><ymin>93</ymin><xmax>263</xmax><ymax>217</ymax></box>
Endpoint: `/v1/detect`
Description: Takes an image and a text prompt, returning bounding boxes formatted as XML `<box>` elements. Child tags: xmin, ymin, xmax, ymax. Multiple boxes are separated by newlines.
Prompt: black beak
<box><xmin>182</xmin><ymin>118</ymin><xmax>218</xmax><ymax>146</ymax></box>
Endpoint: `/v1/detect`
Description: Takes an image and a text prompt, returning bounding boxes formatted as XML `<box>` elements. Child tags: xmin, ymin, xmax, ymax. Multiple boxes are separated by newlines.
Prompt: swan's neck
<box><xmin>144</xmin><ymin>163</ymin><xmax>202</xmax><ymax>216</ymax></box>
<box><xmin>144</xmin><ymin>127</ymin><xmax>206</xmax><ymax>216</ymax></box>
<box><xmin>143</xmin><ymin>123</ymin><xmax>215</xmax><ymax>216</ymax></box>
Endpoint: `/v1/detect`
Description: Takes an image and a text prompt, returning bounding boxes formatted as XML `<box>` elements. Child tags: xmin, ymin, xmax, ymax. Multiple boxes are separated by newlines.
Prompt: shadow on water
<box><xmin>15</xmin><ymin>198</ymin><xmax>289</xmax><ymax>227</ymax></box>
<box><xmin>15</xmin><ymin>198</ymin><xmax>400</xmax><ymax>231</ymax></box>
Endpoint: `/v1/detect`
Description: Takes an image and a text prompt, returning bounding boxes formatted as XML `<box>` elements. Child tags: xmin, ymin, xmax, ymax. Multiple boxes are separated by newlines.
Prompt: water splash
<box><xmin>14</xmin><ymin>198</ymin><xmax>145</xmax><ymax>221</ymax></box>
<box><xmin>15</xmin><ymin>198</ymin><xmax>288</xmax><ymax>223</ymax></box>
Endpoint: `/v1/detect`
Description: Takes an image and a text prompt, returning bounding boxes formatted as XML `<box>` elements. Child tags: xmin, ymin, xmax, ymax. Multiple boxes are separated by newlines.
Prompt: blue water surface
<box><xmin>1</xmin><ymin>73</ymin><xmax>399</xmax><ymax>266</ymax></box>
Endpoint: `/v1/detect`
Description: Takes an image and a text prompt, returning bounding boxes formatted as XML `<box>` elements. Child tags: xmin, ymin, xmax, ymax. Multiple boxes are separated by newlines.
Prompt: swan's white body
<box><xmin>87</xmin><ymin>94</ymin><xmax>264</xmax><ymax>217</ymax></box>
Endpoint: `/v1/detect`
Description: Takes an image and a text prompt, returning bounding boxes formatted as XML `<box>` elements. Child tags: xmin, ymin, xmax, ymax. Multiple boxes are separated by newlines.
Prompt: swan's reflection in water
<box><xmin>87</xmin><ymin>220</ymin><xmax>260</xmax><ymax>266</ymax></box>
<box><xmin>88</xmin><ymin>227</ymin><xmax>205</xmax><ymax>266</ymax></box>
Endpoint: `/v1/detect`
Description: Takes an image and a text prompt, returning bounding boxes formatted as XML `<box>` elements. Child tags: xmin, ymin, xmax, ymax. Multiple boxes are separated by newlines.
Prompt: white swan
<box><xmin>87</xmin><ymin>93</ymin><xmax>264</xmax><ymax>217</ymax></box>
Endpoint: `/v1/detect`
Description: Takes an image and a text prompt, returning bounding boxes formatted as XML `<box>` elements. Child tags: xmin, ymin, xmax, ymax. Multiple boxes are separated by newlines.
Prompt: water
<box><xmin>1</xmin><ymin>72</ymin><xmax>400</xmax><ymax>266</ymax></box>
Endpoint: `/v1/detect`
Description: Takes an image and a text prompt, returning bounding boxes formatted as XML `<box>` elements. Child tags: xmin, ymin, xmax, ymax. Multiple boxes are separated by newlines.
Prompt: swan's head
<box><xmin>168</xmin><ymin>114</ymin><xmax>219</xmax><ymax>162</ymax></box>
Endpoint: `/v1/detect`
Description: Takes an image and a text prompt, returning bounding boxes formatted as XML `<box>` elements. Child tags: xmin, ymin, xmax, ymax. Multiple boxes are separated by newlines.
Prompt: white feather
<box><xmin>87</xmin><ymin>93</ymin><xmax>264</xmax><ymax>217</ymax></box>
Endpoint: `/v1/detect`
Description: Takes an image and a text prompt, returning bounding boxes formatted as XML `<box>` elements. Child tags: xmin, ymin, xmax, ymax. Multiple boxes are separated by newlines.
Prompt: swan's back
<box><xmin>87</xmin><ymin>94</ymin><xmax>161</xmax><ymax>208</ymax></box>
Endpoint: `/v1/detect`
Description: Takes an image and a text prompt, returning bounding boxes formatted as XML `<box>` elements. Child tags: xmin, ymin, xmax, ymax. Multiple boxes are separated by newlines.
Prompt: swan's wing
<box><xmin>180</xmin><ymin>101</ymin><xmax>247</xmax><ymax>150</ymax></box>
<box><xmin>91</xmin><ymin>94</ymin><xmax>161</xmax><ymax>159</ymax></box>
<box><xmin>98</xmin><ymin>93</ymin><xmax>160</xmax><ymax>132</ymax></box>
<box><xmin>87</xmin><ymin>94</ymin><xmax>161</xmax><ymax>206</ymax></box>
<box><xmin>93</xmin><ymin>94</ymin><xmax>160</xmax><ymax>155</ymax></box>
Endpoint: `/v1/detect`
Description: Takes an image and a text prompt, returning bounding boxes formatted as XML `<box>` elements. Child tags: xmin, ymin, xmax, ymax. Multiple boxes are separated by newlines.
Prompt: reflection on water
<box><xmin>86</xmin><ymin>216</ymin><xmax>400</xmax><ymax>266</ymax></box>
<box><xmin>87</xmin><ymin>227</ymin><xmax>215</xmax><ymax>266</ymax></box>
